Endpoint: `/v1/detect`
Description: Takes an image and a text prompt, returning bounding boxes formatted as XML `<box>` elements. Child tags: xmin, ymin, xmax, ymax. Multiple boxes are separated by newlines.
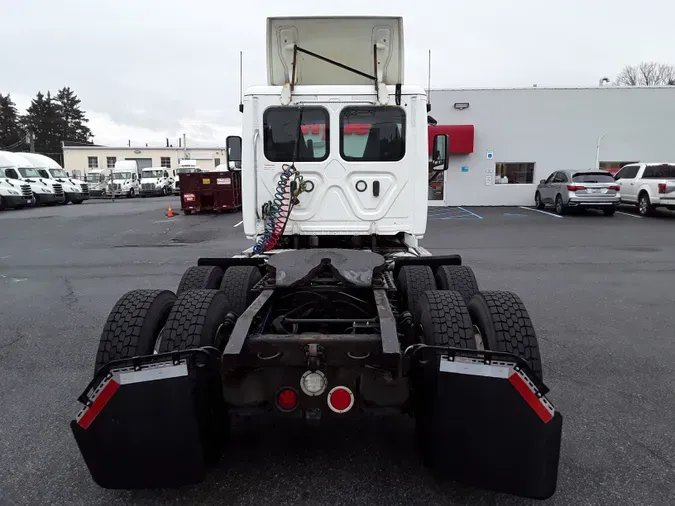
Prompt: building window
<box><xmin>160</xmin><ymin>157</ymin><xmax>171</xmax><ymax>168</ymax></box>
<box><xmin>214</xmin><ymin>158</ymin><xmax>221</xmax><ymax>167</ymax></box>
<box><xmin>88</xmin><ymin>157</ymin><xmax>99</xmax><ymax>169</ymax></box>
<box><xmin>340</xmin><ymin>106</ymin><xmax>405</xmax><ymax>162</ymax></box>
<box><xmin>495</xmin><ymin>162</ymin><xmax>535</xmax><ymax>184</ymax></box>
<box><xmin>106</xmin><ymin>156</ymin><xmax>116</xmax><ymax>168</ymax></box>
<box><xmin>263</xmin><ymin>106</ymin><xmax>329</xmax><ymax>162</ymax></box>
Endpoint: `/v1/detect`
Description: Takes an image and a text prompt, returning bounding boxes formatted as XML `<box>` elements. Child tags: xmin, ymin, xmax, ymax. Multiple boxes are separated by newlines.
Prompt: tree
<box><xmin>21</xmin><ymin>91</ymin><xmax>63</xmax><ymax>160</ymax></box>
<box><xmin>0</xmin><ymin>93</ymin><xmax>25</xmax><ymax>150</ymax></box>
<box><xmin>615</xmin><ymin>62</ymin><xmax>675</xmax><ymax>86</ymax></box>
<box><xmin>55</xmin><ymin>87</ymin><xmax>93</xmax><ymax>144</ymax></box>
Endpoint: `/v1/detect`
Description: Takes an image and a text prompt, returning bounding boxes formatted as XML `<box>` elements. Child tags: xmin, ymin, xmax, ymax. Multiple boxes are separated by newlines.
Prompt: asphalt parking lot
<box><xmin>1</xmin><ymin>198</ymin><xmax>674</xmax><ymax>506</ymax></box>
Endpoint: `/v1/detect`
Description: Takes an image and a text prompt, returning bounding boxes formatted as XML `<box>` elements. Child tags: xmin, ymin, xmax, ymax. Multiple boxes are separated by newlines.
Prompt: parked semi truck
<box><xmin>20</xmin><ymin>152</ymin><xmax>89</xmax><ymax>204</ymax></box>
<box><xmin>71</xmin><ymin>16</ymin><xmax>562</xmax><ymax>500</ymax></box>
<box><xmin>86</xmin><ymin>168</ymin><xmax>112</xmax><ymax>197</ymax></box>
<box><xmin>140</xmin><ymin>166</ymin><xmax>176</xmax><ymax>197</ymax></box>
<box><xmin>0</xmin><ymin>166</ymin><xmax>34</xmax><ymax>209</ymax></box>
<box><xmin>0</xmin><ymin>151</ymin><xmax>64</xmax><ymax>205</ymax></box>
<box><xmin>111</xmin><ymin>160</ymin><xmax>141</xmax><ymax>198</ymax></box>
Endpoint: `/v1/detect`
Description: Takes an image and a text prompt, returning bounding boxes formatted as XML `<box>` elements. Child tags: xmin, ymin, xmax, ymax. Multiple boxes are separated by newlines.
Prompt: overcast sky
<box><xmin>2</xmin><ymin>0</ymin><xmax>673</xmax><ymax>146</ymax></box>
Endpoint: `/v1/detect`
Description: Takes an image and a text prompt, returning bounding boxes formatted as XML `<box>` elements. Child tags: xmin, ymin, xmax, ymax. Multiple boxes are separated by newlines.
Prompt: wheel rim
<box><xmin>639</xmin><ymin>197</ymin><xmax>647</xmax><ymax>214</ymax></box>
<box><xmin>556</xmin><ymin>198</ymin><xmax>562</xmax><ymax>213</ymax></box>
<box><xmin>535</xmin><ymin>193</ymin><xmax>540</xmax><ymax>206</ymax></box>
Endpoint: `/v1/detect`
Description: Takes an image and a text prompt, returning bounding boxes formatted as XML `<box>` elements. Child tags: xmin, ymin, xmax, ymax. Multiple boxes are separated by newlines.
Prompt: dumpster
<box><xmin>179</xmin><ymin>170</ymin><xmax>242</xmax><ymax>215</ymax></box>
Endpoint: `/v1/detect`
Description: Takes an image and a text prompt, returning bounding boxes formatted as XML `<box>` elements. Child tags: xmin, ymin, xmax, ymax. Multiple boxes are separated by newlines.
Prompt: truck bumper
<box><xmin>140</xmin><ymin>189</ymin><xmax>165</xmax><ymax>197</ymax></box>
<box><xmin>65</xmin><ymin>192</ymin><xmax>89</xmax><ymax>203</ymax></box>
<box><xmin>37</xmin><ymin>193</ymin><xmax>66</xmax><ymax>205</ymax></box>
<box><xmin>2</xmin><ymin>195</ymin><xmax>34</xmax><ymax>208</ymax></box>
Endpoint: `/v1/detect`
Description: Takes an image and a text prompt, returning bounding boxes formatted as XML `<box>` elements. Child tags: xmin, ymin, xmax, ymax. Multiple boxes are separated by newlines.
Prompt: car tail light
<box><xmin>276</xmin><ymin>388</ymin><xmax>298</xmax><ymax>411</ymax></box>
<box><xmin>658</xmin><ymin>183</ymin><xmax>666</xmax><ymax>194</ymax></box>
<box><xmin>327</xmin><ymin>386</ymin><xmax>354</xmax><ymax>413</ymax></box>
<box><xmin>183</xmin><ymin>193</ymin><xmax>195</xmax><ymax>202</ymax></box>
<box><xmin>609</xmin><ymin>185</ymin><xmax>620</xmax><ymax>191</ymax></box>
<box><xmin>566</xmin><ymin>185</ymin><xmax>586</xmax><ymax>191</ymax></box>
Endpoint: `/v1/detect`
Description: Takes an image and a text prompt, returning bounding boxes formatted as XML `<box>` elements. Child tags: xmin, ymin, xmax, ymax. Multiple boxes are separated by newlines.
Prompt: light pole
<box><xmin>595</xmin><ymin>133</ymin><xmax>606</xmax><ymax>170</ymax></box>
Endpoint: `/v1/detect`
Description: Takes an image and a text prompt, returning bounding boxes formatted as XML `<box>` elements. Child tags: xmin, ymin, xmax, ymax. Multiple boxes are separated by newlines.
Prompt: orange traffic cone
<box><xmin>167</xmin><ymin>206</ymin><xmax>174</xmax><ymax>217</ymax></box>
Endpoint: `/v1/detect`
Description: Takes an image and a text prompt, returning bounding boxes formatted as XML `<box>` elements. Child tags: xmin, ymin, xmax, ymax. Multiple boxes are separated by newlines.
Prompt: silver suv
<box><xmin>535</xmin><ymin>170</ymin><xmax>620</xmax><ymax>215</ymax></box>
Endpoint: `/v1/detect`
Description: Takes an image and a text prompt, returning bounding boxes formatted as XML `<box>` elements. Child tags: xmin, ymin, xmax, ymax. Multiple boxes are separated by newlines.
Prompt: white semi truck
<box><xmin>20</xmin><ymin>152</ymin><xmax>90</xmax><ymax>204</ymax></box>
<box><xmin>111</xmin><ymin>160</ymin><xmax>141</xmax><ymax>198</ymax></box>
<box><xmin>0</xmin><ymin>151</ymin><xmax>64</xmax><ymax>206</ymax></box>
<box><xmin>140</xmin><ymin>166</ymin><xmax>176</xmax><ymax>197</ymax></box>
<box><xmin>0</xmin><ymin>166</ymin><xmax>34</xmax><ymax>209</ymax></box>
<box><xmin>71</xmin><ymin>16</ymin><xmax>562</xmax><ymax>501</ymax></box>
<box><xmin>86</xmin><ymin>168</ymin><xmax>113</xmax><ymax>197</ymax></box>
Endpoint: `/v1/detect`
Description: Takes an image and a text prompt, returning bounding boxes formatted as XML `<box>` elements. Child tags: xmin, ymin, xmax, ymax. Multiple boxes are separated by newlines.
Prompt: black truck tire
<box><xmin>434</xmin><ymin>265</ymin><xmax>480</xmax><ymax>304</ymax></box>
<box><xmin>177</xmin><ymin>265</ymin><xmax>224</xmax><ymax>295</ymax></box>
<box><xmin>396</xmin><ymin>265</ymin><xmax>437</xmax><ymax>315</ymax></box>
<box><xmin>159</xmin><ymin>289</ymin><xmax>231</xmax><ymax>464</ymax></box>
<box><xmin>413</xmin><ymin>290</ymin><xmax>476</xmax><ymax>466</ymax></box>
<box><xmin>467</xmin><ymin>291</ymin><xmax>543</xmax><ymax>381</ymax></box>
<box><xmin>94</xmin><ymin>289</ymin><xmax>176</xmax><ymax>374</ymax></box>
<box><xmin>219</xmin><ymin>265</ymin><xmax>262</xmax><ymax>316</ymax></box>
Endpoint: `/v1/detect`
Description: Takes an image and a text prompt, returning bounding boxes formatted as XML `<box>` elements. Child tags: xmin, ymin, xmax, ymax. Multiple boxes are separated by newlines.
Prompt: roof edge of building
<box><xmin>431</xmin><ymin>85</ymin><xmax>675</xmax><ymax>92</ymax></box>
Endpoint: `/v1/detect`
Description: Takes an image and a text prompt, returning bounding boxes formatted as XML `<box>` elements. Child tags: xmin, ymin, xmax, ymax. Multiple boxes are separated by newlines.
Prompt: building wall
<box><xmin>430</xmin><ymin>87</ymin><xmax>675</xmax><ymax>206</ymax></box>
<box><xmin>63</xmin><ymin>147</ymin><xmax>227</xmax><ymax>175</ymax></box>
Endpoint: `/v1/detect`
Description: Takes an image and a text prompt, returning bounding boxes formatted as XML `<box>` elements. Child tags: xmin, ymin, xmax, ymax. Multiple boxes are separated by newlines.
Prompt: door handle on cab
<box><xmin>373</xmin><ymin>180</ymin><xmax>380</xmax><ymax>197</ymax></box>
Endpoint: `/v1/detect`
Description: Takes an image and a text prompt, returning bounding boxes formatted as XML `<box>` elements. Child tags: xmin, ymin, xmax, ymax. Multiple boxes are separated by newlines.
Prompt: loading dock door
<box><xmin>125</xmin><ymin>158</ymin><xmax>153</xmax><ymax>169</ymax></box>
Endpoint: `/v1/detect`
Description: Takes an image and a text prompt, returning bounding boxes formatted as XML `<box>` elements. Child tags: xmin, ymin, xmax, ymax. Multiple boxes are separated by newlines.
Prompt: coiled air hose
<box><xmin>252</xmin><ymin>163</ymin><xmax>304</xmax><ymax>254</ymax></box>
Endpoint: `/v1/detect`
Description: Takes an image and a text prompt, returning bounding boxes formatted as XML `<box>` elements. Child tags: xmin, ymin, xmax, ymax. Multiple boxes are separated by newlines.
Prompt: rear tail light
<box><xmin>566</xmin><ymin>185</ymin><xmax>586</xmax><ymax>191</ymax></box>
<box><xmin>609</xmin><ymin>185</ymin><xmax>620</xmax><ymax>191</ymax></box>
<box><xmin>276</xmin><ymin>387</ymin><xmax>298</xmax><ymax>411</ymax></box>
<box><xmin>327</xmin><ymin>386</ymin><xmax>354</xmax><ymax>413</ymax></box>
<box><xmin>658</xmin><ymin>183</ymin><xmax>666</xmax><ymax>194</ymax></box>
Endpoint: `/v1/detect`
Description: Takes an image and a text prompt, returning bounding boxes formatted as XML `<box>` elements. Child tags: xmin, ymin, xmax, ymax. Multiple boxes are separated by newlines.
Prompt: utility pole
<box><xmin>183</xmin><ymin>133</ymin><xmax>188</xmax><ymax>159</ymax></box>
<box><xmin>26</xmin><ymin>131</ymin><xmax>35</xmax><ymax>152</ymax></box>
<box><xmin>595</xmin><ymin>133</ymin><xmax>607</xmax><ymax>170</ymax></box>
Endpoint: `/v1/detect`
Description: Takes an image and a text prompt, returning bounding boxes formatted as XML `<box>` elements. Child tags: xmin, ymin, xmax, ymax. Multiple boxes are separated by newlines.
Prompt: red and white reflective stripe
<box><xmin>439</xmin><ymin>357</ymin><xmax>555</xmax><ymax>423</ymax></box>
<box><xmin>77</xmin><ymin>377</ymin><xmax>120</xmax><ymax>430</ymax></box>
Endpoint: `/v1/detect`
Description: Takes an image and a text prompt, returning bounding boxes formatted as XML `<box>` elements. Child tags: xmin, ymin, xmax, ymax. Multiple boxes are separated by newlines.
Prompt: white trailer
<box><xmin>0</xmin><ymin>151</ymin><xmax>64</xmax><ymax>206</ymax></box>
<box><xmin>20</xmin><ymin>152</ymin><xmax>90</xmax><ymax>204</ymax></box>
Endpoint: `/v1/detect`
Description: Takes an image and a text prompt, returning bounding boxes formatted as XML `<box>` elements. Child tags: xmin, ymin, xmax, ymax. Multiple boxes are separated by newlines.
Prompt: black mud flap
<box><xmin>71</xmin><ymin>359</ymin><xmax>210</xmax><ymax>489</ymax></box>
<box><xmin>429</xmin><ymin>356</ymin><xmax>563</xmax><ymax>500</ymax></box>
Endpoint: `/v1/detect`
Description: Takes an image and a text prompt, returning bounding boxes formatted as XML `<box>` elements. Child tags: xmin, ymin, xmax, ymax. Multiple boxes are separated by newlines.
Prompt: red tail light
<box><xmin>276</xmin><ymin>388</ymin><xmax>298</xmax><ymax>411</ymax></box>
<box><xmin>609</xmin><ymin>185</ymin><xmax>620</xmax><ymax>191</ymax></box>
<box><xmin>327</xmin><ymin>386</ymin><xmax>355</xmax><ymax>413</ymax></box>
<box><xmin>658</xmin><ymin>183</ymin><xmax>666</xmax><ymax>194</ymax></box>
<box><xmin>566</xmin><ymin>185</ymin><xmax>586</xmax><ymax>191</ymax></box>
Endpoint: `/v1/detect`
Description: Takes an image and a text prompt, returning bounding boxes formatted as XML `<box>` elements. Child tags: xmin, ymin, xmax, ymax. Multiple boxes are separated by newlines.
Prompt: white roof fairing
<box><xmin>266</xmin><ymin>16</ymin><xmax>405</xmax><ymax>87</ymax></box>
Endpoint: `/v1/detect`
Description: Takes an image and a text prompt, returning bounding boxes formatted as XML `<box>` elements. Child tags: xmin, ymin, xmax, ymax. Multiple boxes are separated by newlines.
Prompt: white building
<box><xmin>426</xmin><ymin>86</ymin><xmax>675</xmax><ymax>206</ymax></box>
<box><xmin>62</xmin><ymin>145</ymin><xmax>228</xmax><ymax>179</ymax></box>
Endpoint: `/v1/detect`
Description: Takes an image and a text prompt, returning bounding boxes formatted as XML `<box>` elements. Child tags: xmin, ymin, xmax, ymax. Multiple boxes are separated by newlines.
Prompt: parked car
<box><xmin>613</xmin><ymin>163</ymin><xmax>675</xmax><ymax>216</ymax></box>
<box><xmin>535</xmin><ymin>170</ymin><xmax>620</xmax><ymax>215</ymax></box>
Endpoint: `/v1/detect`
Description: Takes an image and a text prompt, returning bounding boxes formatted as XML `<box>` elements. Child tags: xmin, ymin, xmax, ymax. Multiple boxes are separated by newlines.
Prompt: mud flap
<box><xmin>429</xmin><ymin>356</ymin><xmax>562</xmax><ymax>499</ymax></box>
<box><xmin>71</xmin><ymin>360</ymin><xmax>210</xmax><ymax>489</ymax></box>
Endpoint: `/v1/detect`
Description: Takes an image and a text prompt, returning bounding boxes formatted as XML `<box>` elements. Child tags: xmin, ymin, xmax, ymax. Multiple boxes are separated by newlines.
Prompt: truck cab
<box><xmin>0</xmin><ymin>166</ymin><xmax>34</xmax><ymax>209</ymax></box>
<box><xmin>140</xmin><ymin>166</ymin><xmax>175</xmax><ymax>197</ymax></box>
<box><xmin>0</xmin><ymin>151</ymin><xmax>64</xmax><ymax>206</ymax></box>
<box><xmin>20</xmin><ymin>152</ymin><xmax>90</xmax><ymax>204</ymax></box>
<box><xmin>86</xmin><ymin>168</ymin><xmax>112</xmax><ymax>197</ymax></box>
<box><xmin>111</xmin><ymin>160</ymin><xmax>141</xmax><ymax>198</ymax></box>
<box><xmin>240</xmin><ymin>17</ymin><xmax>448</xmax><ymax>250</ymax></box>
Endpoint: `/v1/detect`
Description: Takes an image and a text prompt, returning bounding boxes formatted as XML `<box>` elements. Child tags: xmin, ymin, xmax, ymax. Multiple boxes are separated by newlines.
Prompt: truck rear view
<box><xmin>70</xmin><ymin>16</ymin><xmax>562</xmax><ymax>500</ymax></box>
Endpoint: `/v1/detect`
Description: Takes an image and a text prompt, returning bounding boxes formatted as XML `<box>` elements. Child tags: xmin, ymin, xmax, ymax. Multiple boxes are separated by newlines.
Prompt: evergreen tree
<box><xmin>0</xmin><ymin>93</ymin><xmax>25</xmax><ymax>150</ymax></box>
<box><xmin>21</xmin><ymin>91</ymin><xmax>63</xmax><ymax>159</ymax></box>
<box><xmin>55</xmin><ymin>87</ymin><xmax>93</xmax><ymax>144</ymax></box>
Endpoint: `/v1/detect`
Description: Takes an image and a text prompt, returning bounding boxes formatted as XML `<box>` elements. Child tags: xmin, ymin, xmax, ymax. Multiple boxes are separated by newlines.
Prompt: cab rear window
<box><xmin>340</xmin><ymin>106</ymin><xmax>405</xmax><ymax>162</ymax></box>
<box><xmin>263</xmin><ymin>106</ymin><xmax>329</xmax><ymax>162</ymax></box>
<box><xmin>643</xmin><ymin>164</ymin><xmax>675</xmax><ymax>178</ymax></box>
<box><xmin>572</xmin><ymin>173</ymin><xmax>615</xmax><ymax>183</ymax></box>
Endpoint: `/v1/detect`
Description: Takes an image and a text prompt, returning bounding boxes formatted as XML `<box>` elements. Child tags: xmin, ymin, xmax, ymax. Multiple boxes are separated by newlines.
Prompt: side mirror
<box><xmin>540</xmin><ymin>179</ymin><xmax>546</xmax><ymax>184</ymax></box>
<box><xmin>431</xmin><ymin>134</ymin><xmax>449</xmax><ymax>171</ymax></box>
<box><xmin>226</xmin><ymin>135</ymin><xmax>242</xmax><ymax>171</ymax></box>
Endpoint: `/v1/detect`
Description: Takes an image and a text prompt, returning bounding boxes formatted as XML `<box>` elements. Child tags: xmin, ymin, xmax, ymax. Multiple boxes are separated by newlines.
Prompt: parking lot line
<box><xmin>457</xmin><ymin>206</ymin><xmax>483</xmax><ymax>220</ymax></box>
<box><xmin>519</xmin><ymin>206</ymin><xmax>563</xmax><ymax>218</ymax></box>
<box><xmin>616</xmin><ymin>211</ymin><xmax>642</xmax><ymax>219</ymax></box>
<box><xmin>234</xmin><ymin>220</ymin><xmax>243</xmax><ymax>227</ymax></box>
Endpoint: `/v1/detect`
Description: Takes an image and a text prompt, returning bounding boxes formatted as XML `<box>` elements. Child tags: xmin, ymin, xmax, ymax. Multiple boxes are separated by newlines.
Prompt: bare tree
<box><xmin>615</xmin><ymin>62</ymin><xmax>675</xmax><ymax>86</ymax></box>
